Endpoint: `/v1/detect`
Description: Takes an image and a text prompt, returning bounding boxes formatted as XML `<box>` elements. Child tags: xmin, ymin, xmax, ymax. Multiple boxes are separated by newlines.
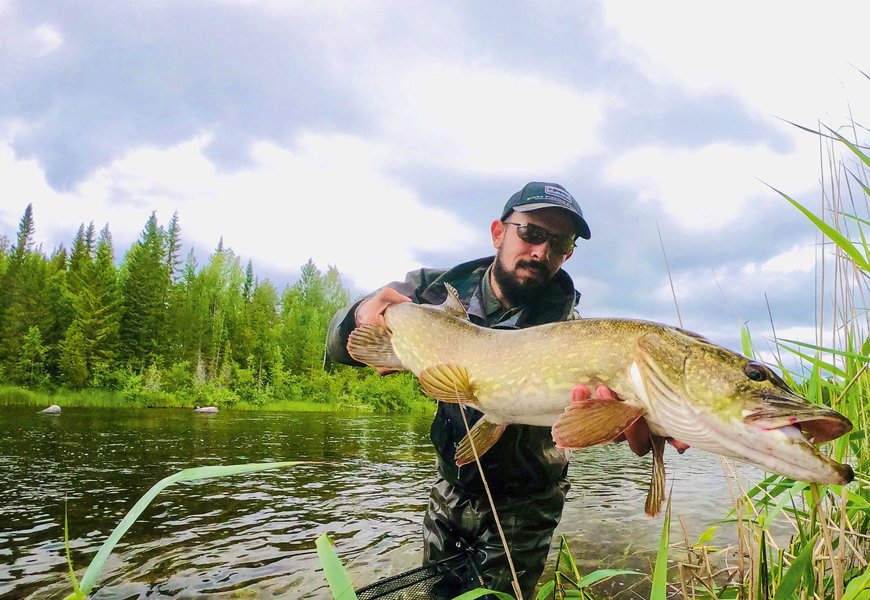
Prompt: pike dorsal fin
<box><xmin>440</xmin><ymin>283</ymin><xmax>470</xmax><ymax>320</ymax></box>
<box><xmin>551</xmin><ymin>396</ymin><xmax>644</xmax><ymax>449</ymax></box>
<box><xmin>644</xmin><ymin>435</ymin><xmax>667</xmax><ymax>517</ymax></box>
<box><xmin>455</xmin><ymin>419</ymin><xmax>507</xmax><ymax>466</ymax></box>
<box><xmin>418</xmin><ymin>363</ymin><xmax>477</xmax><ymax>405</ymax></box>
<box><xmin>347</xmin><ymin>324</ymin><xmax>405</xmax><ymax>372</ymax></box>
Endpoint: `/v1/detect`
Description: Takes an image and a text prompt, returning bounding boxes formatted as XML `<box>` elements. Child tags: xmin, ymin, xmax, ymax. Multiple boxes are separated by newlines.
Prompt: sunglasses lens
<box><xmin>516</xmin><ymin>224</ymin><xmax>548</xmax><ymax>245</ymax></box>
<box><xmin>551</xmin><ymin>237</ymin><xmax>575</xmax><ymax>255</ymax></box>
<box><xmin>515</xmin><ymin>224</ymin><xmax>574</xmax><ymax>255</ymax></box>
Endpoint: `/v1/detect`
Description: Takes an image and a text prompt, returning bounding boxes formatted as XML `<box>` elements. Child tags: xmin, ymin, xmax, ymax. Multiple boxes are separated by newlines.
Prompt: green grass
<box><xmin>0</xmin><ymin>385</ymin><xmax>126</xmax><ymax>408</ymax></box>
<box><xmin>0</xmin><ymin>383</ymin><xmax>436</xmax><ymax>414</ymax></box>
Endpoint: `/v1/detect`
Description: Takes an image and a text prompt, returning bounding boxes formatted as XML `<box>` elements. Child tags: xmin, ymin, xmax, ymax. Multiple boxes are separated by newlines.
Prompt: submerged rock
<box><xmin>40</xmin><ymin>405</ymin><xmax>61</xmax><ymax>414</ymax></box>
<box><xmin>194</xmin><ymin>406</ymin><xmax>219</xmax><ymax>413</ymax></box>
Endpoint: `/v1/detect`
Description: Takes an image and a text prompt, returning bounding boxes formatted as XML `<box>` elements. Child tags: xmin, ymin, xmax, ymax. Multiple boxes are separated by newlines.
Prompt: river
<box><xmin>0</xmin><ymin>406</ymin><xmax>761</xmax><ymax>599</ymax></box>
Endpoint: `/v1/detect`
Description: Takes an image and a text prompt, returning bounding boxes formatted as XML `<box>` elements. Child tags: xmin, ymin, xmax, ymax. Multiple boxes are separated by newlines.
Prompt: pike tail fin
<box><xmin>347</xmin><ymin>324</ymin><xmax>405</xmax><ymax>372</ymax></box>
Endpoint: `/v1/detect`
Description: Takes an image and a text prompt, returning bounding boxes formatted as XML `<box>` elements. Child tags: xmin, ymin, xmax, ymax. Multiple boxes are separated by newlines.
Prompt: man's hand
<box><xmin>570</xmin><ymin>384</ymin><xmax>689</xmax><ymax>456</ymax></box>
<box><xmin>354</xmin><ymin>287</ymin><xmax>412</xmax><ymax>328</ymax></box>
<box><xmin>353</xmin><ymin>287</ymin><xmax>412</xmax><ymax>375</ymax></box>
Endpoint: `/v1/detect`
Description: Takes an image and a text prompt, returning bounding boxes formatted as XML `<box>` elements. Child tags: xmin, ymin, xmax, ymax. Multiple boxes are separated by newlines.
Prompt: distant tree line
<box><xmin>0</xmin><ymin>205</ymin><xmax>425</xmax><ymax>411</ymax></box>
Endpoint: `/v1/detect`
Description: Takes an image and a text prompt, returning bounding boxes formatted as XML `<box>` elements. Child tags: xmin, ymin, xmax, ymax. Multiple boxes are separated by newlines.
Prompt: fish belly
<box><xmin>476</xmin><ymin>381</ymin><xmax>573</xmax><ymax>427</ymax></box>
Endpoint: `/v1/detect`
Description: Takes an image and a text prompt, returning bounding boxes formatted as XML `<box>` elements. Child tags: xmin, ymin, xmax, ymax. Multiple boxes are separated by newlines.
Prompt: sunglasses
<box><xmin>502</xmin><ymin>222</ymin><xmax>576</xmax><ymax>255</ymax></box>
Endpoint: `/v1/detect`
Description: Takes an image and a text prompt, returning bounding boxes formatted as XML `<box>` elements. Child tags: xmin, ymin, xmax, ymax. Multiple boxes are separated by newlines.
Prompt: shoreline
<box><xmin>0</xmin><ymin>384</ymin><xmax>436</xmax><ymax>414</ymax></box>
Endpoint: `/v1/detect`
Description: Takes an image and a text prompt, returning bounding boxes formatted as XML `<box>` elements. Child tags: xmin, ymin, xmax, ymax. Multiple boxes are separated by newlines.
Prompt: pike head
<box><xmin>631</xmin><ymin>329</ymin><xmax>854</xmax><ymax>485</ymax></box>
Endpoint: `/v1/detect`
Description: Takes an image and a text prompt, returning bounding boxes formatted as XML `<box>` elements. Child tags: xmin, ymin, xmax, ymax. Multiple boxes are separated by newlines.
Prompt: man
<box><xmin>326</xmin><ymin>182</ymin><xmax>652</xmax><ymax>598</ymax></box>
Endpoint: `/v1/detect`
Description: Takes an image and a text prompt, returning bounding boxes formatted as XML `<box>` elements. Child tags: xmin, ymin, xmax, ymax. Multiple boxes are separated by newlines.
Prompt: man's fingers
<box><xmin>356</xmin><ymin>288</ymin><xmax>413</xmax><ymax>326</ymax></box>
<box><xmin>623</xmin><ymin>418</ymin><xmax>652</xmax><ymax>456</ymax></box>
<box><xmin>594</xmin><ymin>384</ymin><xmax>617</xmax><ymax>401</ymax></box>
<box><xmin>570</xmin><ymin>386</ymin><xmax>592</xmax><ymax>403</ymax></box>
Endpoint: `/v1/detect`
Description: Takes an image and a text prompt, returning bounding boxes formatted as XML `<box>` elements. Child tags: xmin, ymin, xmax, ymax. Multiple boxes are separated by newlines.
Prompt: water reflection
<box><xmin>0</xmin><ymin>407</ymin><xmax>759</xmax><ymax>598</ymax></box>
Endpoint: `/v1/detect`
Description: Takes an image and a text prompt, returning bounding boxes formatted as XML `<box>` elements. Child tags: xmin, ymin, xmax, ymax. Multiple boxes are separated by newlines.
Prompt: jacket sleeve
<box><xmin>324</xmin><ymin>268</ymin><xmax>440</xmax><ymax>366</ymax></box>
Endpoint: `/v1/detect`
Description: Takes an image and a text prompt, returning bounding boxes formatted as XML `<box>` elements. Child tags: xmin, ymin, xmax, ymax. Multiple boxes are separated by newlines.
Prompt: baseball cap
<box><xmin>500</xmin><ymin>182</ymin><xmax>591</xmax><ymax>240</ymax></box>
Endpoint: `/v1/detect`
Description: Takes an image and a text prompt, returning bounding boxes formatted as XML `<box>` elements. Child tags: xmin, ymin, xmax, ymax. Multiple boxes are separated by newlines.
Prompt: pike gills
<box><xmin>348</xmin><ymin>285</ymin><xmax>854</xmax><ymax>516</ymax></box>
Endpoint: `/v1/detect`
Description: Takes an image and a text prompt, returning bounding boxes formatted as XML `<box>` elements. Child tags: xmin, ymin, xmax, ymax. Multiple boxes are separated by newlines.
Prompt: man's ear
<box><xmin>564</xmin><ymin>249</ymin><xmax>574</xmax><ymax>261</ymax></box>
<box><xmin>491</xmin><ymin>220</ymin><xmax>505</xmax><ymax>249</ymax></box>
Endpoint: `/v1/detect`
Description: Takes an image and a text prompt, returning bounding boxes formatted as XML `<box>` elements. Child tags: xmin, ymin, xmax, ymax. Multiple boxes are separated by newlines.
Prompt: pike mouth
<box><xmin>744</xmin><ymin>416</ymin><xmax>855</xmax><ymax>484</ymax></box>
<box><xmin>750</xmin><ymin>416</ymin><xmax>852</xmax><ymax>445</ymax></box>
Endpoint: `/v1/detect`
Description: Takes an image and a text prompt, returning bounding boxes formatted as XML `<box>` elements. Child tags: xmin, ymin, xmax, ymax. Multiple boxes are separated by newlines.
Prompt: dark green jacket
<box><xmin>326</xmin><ymin>256</ymin><xmax>581</xmax><ymax>495</ymax></box>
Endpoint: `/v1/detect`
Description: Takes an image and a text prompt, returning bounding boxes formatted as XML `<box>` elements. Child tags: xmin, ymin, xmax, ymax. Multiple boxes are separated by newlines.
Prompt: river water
<box><xmin>0</xmin><ymin>406</ymin><xmax>762</xmax><ymax>599</ymax></box>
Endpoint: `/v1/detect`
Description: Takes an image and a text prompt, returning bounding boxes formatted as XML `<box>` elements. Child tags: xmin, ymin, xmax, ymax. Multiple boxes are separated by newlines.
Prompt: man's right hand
<box><xmin>352</xmin><ymin>287</ymin><xmax>412</xmax><ymax>375</ymax></box>
<box><xmin>354</xmin><ymin>287</ymin><xmax>413</xmax><ymax>328</ymax></box>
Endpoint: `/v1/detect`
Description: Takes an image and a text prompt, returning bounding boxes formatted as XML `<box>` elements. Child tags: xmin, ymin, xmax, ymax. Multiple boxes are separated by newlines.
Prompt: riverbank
<box><xmin>0</xmin><ymin>384</ymin><xmax>436</xmax><ymax>414</ymax></box>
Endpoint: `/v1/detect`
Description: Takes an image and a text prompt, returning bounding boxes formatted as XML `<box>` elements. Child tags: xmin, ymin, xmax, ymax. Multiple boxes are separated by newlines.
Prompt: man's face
<box><xmin>490</xmin><ymin>207</ymin><xmax>575</xmax><ymax>305</ymax></box>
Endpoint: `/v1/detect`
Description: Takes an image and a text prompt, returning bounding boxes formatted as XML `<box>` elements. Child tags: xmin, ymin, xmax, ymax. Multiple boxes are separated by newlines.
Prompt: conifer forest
<box><xmin>0</xmin><ymin>204</ymin><xmax>426</xmax><ymax>411</ymax></box>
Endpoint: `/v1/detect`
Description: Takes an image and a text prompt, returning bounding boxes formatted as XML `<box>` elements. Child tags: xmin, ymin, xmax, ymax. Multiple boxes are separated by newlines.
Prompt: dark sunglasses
<box><xmin>502</xmin><ymin>222</ymin><xmax>576</xmax><ymax>255</ymax></box>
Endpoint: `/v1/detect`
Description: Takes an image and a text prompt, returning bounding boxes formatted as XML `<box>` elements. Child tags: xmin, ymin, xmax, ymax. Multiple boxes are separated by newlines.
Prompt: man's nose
<box><xmin>529</xmin><ymin>240</ymin><xmax>551</xmax><ymax>261</ymax></box>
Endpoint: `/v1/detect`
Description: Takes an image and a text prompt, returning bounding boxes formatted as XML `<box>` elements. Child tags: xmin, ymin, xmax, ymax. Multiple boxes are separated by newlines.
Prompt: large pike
<box><xmin>348</xmin><ymin>285</ymin><xmax>854</xmax><ymax>515</ymax></box>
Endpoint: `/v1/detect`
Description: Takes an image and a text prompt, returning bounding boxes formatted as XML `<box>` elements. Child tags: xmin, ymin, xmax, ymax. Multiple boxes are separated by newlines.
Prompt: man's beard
<box><xmin>492</xmin><ymin>253</ymin><xmax>551</xmax><ymax>307</ymax></box>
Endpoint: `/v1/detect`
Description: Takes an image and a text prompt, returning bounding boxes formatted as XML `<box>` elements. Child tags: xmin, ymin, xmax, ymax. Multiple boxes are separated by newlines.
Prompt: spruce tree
<box><xmin>58</xmin><ymin>321</ymin><xmax>89</xmax><ymax>388</ymax></box>
<box><xmin>67</xmin><ymin>223</ymin><xmax>91</xmax><ymax>297</ymax></box>
<box><xmin>119</xmin><ymin>213</ymin><xmax>169</xmax><ymax>370</ymax></box>
<box><xmin>0</xmin><ymin>207</ymin><xmax>58</xmax><ymax>381</ymax></box>
<box><xmin>71</xmin><ymin>225</ymin><xmax>121</xmax><ymax>382</ymax></box>
<box><xmin>165</xmin><ymin>211</ymin><xmax>182</xmax><ymax>283</ymax></box>
<box><xmin>13</xmin><ymin>325</ymin><xmax>49</xmax><ymax>388</ymax></box>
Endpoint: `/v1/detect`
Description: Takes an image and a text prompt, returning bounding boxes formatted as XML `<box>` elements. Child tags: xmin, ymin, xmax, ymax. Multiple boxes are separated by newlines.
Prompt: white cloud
<box><xmin>1</xmin><ymin>17</ymin><xmax>65</xmax><ymax>67</ymax></box>
<box><xmin>601</xmin><ymin>1</ymin><xmax>870</xmax><ymax>126</ymax></box>
<box><xmin>603</xmin><ymin>141</ymin><xmax>819</xmax><ymax>231</ymax></box>
<box><xmin>380</xmin><ymin>64</ymin><xmax>606</xmax><ymax>176</ymax></box>
<box><xmin>742</xmin><ymin>242</ymin><xmax>817</xmax><ymax>276</ymax></box>
<box><xmin>0</xmin><ymin>132</ymin><xmax>476</xmax><ymax>291</ymax></box>
<box><xmin>33</xmin><ymin>24</ymin><xmax>63</xmax><ymax>56</ymax></box>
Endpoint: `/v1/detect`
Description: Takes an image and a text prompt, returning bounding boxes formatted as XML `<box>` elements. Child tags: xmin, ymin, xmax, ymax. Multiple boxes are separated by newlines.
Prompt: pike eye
<box><xmin>745</xmin><ymin>362</ymin><xmax>767</xmax><ymax>381</ymax></box>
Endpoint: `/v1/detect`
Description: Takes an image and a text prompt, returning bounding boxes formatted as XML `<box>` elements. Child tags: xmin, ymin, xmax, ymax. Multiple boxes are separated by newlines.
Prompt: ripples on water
<box><xmin>0</xmin><ymin>407</ymin><xmax>762</xmax><ymax>598</ymax></box>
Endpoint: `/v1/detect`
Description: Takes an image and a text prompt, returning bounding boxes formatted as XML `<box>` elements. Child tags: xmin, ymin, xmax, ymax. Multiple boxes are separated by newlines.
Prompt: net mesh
<box><xmin>355</xmin><ymin>550</ymin><xmax>485</xmax><ymax>600</ymax></box>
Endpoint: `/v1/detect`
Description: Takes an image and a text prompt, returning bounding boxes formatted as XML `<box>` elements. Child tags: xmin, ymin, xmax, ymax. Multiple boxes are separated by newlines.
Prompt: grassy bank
<box><xmin>0</xmin><ymin>383</ymin><xmax>436</xmax><ymax>414</ymax></box>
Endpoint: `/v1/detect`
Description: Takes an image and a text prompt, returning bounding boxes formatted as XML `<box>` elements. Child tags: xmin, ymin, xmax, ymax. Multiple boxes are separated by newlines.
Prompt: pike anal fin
<box><xmin>644</xmin><ymin>435</ymin><xmax>667</xmax><ymax>517</ymax></box>
<box><xmin>551</xmin><ymin>397</ymin><xmax>644</xmax><ymax>449</ymax></box>
<box><xmin>455</xmin><ymin>419</ymin><xmax>507</xmax><ymax>466</ymax></box>
<box><xmin>418</xmin><ymin>364</ymin><xmax>477</xmax><ymax>405</ymax></box>
<box><xmin>347</xmin><ymin>324</ymin><xmax>405</xmax><ymax>371</ymax></box>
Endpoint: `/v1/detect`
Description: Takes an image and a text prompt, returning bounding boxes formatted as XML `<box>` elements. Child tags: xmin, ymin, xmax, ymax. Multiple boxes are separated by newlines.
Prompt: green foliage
<box><xmin>351</xmin><ymin>371</ymin><xmax>426</xmax><ymax>412</ymax></box>
<box><xmin>0</xmin><ymin>206</ymin><xmax>415</xmax><ymax>414</ymax></box>
<box><xmin>13</xmin><ymin>325</ymin><xmax>50</xmax><ymax>388</ymax></box>
<box><xmin>58</xmin><ymin>322</ymin><xmax>89</xmax><ymax>389</ymax></box>
<box><xmin>535</xmin><ymin>535</ymin><xmax>641</xmax><ymax>599</ymax></box>
<box><xmin>119</xmin><ymin>212</ymin><xmax>170</xmax><ymax>369</ymax></box>
<box><xmin>162</xmin><ymin>361</ymin><xmax>194</xmax><ymax>393</ymax></box>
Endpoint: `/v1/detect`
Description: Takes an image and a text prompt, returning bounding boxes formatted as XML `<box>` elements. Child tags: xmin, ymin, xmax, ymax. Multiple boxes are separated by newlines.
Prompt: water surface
<box><xmin>0</xmin><ymin>406</ymin><xmax>758</xmax><ymax>598</ymax></box>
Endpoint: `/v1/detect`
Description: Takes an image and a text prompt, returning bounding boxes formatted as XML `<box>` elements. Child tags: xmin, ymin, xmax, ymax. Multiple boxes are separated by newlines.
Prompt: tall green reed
<box><xmin>670</xmin><ymin>111</ymin><xmax>869</xmax><ymax>600</ymax></box>
<box><xmin>63</xmin><ymin>462</ymin><xmax>307</xmax><ymax>599</ymax></box>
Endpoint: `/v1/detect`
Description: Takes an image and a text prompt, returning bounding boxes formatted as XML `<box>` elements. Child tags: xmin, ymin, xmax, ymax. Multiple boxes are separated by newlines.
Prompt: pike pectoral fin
<box><xmin>347</xmin><ymin>324</ymin><xmax>405</xmax><ymax>371</ymax></box>
<box><xmin>551</xmin><ymin>398</ymin><xmax>645</xmax><ymax>449</ymax></box>
<box><xmin>455</xmin><ymin>420</ymin><xmax>507</xmax><ymax>466</ymax></box>
<box><xmin>644</xmin><ymin>435</ymin><xmax>666</xmax><ymax>517</ymax></box>
<box><xmin>418</xmin><ymin>364</ymin><xmax>478</xmax><ymax>405</ymax></box>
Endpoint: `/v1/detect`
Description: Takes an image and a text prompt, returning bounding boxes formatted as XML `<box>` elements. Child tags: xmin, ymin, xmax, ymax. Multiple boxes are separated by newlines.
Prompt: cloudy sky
<box><xmin>1</xmin><ymin>1</ymin><xmax>867</xmax><ymax>367</ymax></box>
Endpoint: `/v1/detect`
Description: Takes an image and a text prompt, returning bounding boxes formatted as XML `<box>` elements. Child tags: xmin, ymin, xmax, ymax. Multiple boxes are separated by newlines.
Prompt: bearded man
<box><xmin>327</xmin><ymin>182</ymin><xmax>649</xmax><ymax>598</ymax></box>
